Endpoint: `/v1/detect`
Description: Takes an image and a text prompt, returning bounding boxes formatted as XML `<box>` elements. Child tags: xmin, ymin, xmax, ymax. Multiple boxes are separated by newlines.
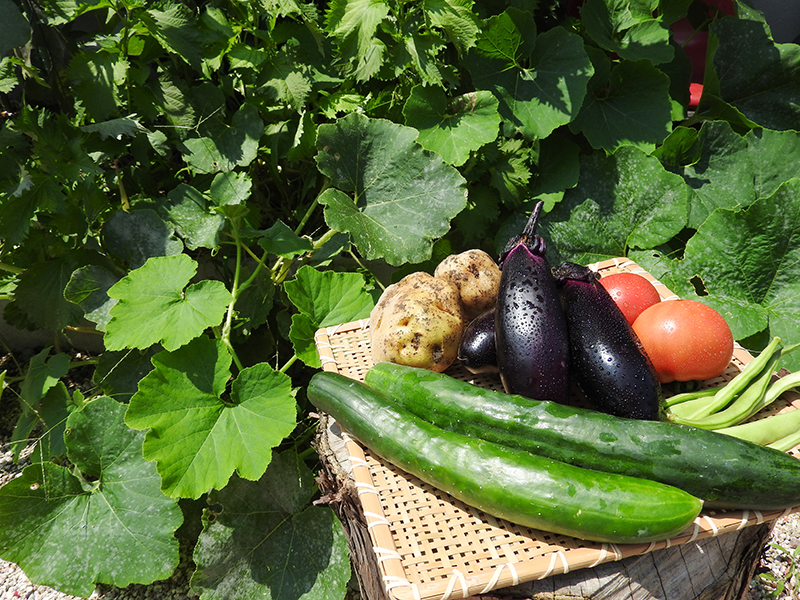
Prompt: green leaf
<box><xmin>182</xmin><ymin>103</ymin><xmax>264</xmax><ymax>173</ymax></box>
<box><xmin>140</xmin><ymin>2</ymin><xmax>204</xmax><ymax>70</ymax></box>
<box><xmin>0</xmin><ymin>0</ymin><xmax>32</xmax><ymax>55</ymax></box>
<box><xmin>210</xmin><ymin>171</ymin><xmax>253</xmax><ymax>206</ymax></box>
<box><xmin>482</xmin><ymin>137</ymin><xmax>533</xmax><ymax>206</ymax></box>
<box><xmin>570</xmin><ymin>55</ymin><xmax>672</xmax><ymax>153</ymax></box>
<box><xmin>101</xmin><ymin>208</ymin><xmax>184</xmax><ymax>269</ymax></box>
<box><xmin>259</xmin><ymin>53</ymin><xmax>313</xmax><ymax>110</ymax></box>
<box><xmin>104</xmin><ymin>254</ymin><xmax>231</xmax><ymax>352</ymax></box>
<box><xmin>125</xmin><ymin>337</ymin><xmax>298</xmax><ymax>499</ymax></box>
<box><xmin>657</xmin><ymin>120</ymin><xmax>800</xmax><ymax>228</ymax></box>
<box><xmin>466</xmin><ymin>15</ymin><xmax>593</xmax><ymax>140</ymax></box>
<box><xmin>0</xmin><ymin>397</ymin><xmax>182</xmax><ymax>597</ymax></box>
<box><xmin>93</xmin><ymin>348</ymin><xmax>158</xmax><ymax>404</ymax></box>
<box><xmin>30</xmin><ymin>382</ymin><xmax>74</xmax><ymax>462</ymax></box>
<box><xmin>258</xmin><ymin>220</ymin><xmax>313</xmax><ymax>258</ymax></box>
<box><xmin>404</xmin><ymin>31</ymin><xmax>451</xmax><ymax>86</ymax></box>
<box><xmin>423</xmin><ymin>0</ymin><xmax>480</xmax><ymax>54</ymax></box>
<box><xmin>580</xmin><ymin>0</ymin><xmax>674</xmax><ymax>65</ymax></box>
<box><xmin>10</xmin><ymin>348</ymin><xmax>71</xmax><ymax>459</ymax></box>
<box><xmin>403</xmin><ymin>87</ymin><xmax>500</xmax><ymax>166</ymax></box>
<box><xmin>191</xmin><ymin>452</ymin><xmax>351</xmax><ymax>600</ymax></box>
<box><xmin>315</xmin><ymin>113</ymin><xmax>467</xmax><ymax>266</ymax></box>
<box><xmin>12</xmin><ymin>255</ymin><xmax>85</xmax><ymax>332</ymax></box>
<box><xmin>700</xmin><ymin>18</ymin><xmax>800</xmax><ymax>131</ymax></box>
<box><xmin>325</xmin><ymin>0</ymin><xmax>391</xmax><ymax>80</ymax></box>
<box><xmin>164</xmin><ymin>183</ymin><xmax>226</xmax><ymax>250</ymax></box>
<box><xmin>0</xmin><ymin>176</ymin><xmax>64</xmax><ymax>246</ymax></box>
<box><xmin>20</xmin><ymin>347</ymin><xmax>71</xmax><ymax>408</ymax></box>
<box><xmin>668</xmin><ymin>179</ymin><xmax>800</xmax><ymax>368</ymax></box>
<box><xmin>284</xmin><ymin>265</ymin><xmax>375</xmax><ymax>364</ymax></box>
<box><xmin>542</xmin><ymin>146</ymin><xmax>690</xmax><ymax>264</ymax></box>
<box><xmin>288</xmin><ymin>313</ymin><xmax>321</xmax><ymax>368</ymax></box>
<box><xmin>81</xmin><ymin>114</ymin><xmax>144</xmax><ymax>139</ymax></box>
<box><xmin>64</xmin><ymin>264</ymin><xmax>120</xmax><ymax>331</ymax></box>
<box><xmin>0</xmin><ymin>55</ymin><xmax>18</xmax><ymax>94</ymax></box>
<box><xmin>284</xmin><ymin>265</ymin><xmax>375</xmax><ymax>327</ymax></box>
<box><xmin>68</xmin><ymin>50</ymin><xmax>128</xmax><ymax>121</ymax></box>
<box><xmin>473</xmin><ymin>6</ymin><xmax>535</xmax><ymax>61</ymax></box>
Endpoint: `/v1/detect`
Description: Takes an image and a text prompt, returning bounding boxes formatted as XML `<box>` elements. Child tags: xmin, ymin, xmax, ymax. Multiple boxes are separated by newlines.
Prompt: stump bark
<box><xmin>314</xmin><ymin>414</ymin><xmax>772</xmax><ymax>600</ymax></box>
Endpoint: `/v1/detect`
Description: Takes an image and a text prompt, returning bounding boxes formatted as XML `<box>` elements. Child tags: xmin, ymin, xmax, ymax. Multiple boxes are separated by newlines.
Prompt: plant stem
<box><xmin>348</xmin><ymin>249</ymin><xmax>385</xmax><ymax>291</ymax></box>
<box><xmin>279</xmin><ymin>354</ymin><xmax>298</xmax><ymax>374</ymax></box>
<box><xmin>221</xmin><ymin>222</ymin><xmax>245</xmax><ymax>372</ymax></box>
<box><xmin>0</xmin><ymin>262</ymin><xmax>24</xmax><ymax>274</ymax></box>
<box><xmin>295</xmin><ymin>200</ymin><xmax>318</xmax><ymax>236</ymax></box>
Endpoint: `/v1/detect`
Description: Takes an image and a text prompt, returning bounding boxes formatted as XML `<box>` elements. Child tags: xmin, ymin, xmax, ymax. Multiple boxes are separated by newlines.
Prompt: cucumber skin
<box><xmin>364</xmin><ymin>362</ymin><xmax>800</xmax><ymax>510</ymax></box>
<box><xmin>308</xmin><ymin>371</ymin><xmax>702</xmax><ymax>544</ymax></box>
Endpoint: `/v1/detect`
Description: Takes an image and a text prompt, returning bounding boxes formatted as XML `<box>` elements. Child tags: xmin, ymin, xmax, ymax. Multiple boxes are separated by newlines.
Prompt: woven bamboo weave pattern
<box><xmin>314</xmin><ymin>258</ymin><xmax>800</xmax><ymax>600</ymax></box>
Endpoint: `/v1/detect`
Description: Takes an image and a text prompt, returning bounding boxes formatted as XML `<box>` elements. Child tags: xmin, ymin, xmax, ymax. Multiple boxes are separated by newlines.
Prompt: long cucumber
<box><xmin>308</xmin><ymin>371</ymin><xmax>702</xmax><ymax>544</ymax></box>
<box><xmin>364</xmin><ymin>362</ymin><xmax>800</xmax><ymax>510</ymax></box>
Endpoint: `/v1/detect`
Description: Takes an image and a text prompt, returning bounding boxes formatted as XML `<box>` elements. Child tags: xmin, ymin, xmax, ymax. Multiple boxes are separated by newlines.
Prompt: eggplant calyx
<box><xmin>499</xmin><ymin>200</ymin><xmax>547</xmax><ymax>266</ymax></box>
<box><xmin>552</xmin><ymin>261</ymin><xmax>600</xmax><ymax>285</ymax></box>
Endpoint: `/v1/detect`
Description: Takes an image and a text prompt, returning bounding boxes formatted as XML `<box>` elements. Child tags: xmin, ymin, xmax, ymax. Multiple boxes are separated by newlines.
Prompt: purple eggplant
<box><xmin>458</xmin><ymin>308</ymin><xmax>498</xmax><ymax>374</ymax></box>
<box><xmin>552</xmin><ymin>261</ymin><xmax>662</xmax><ymax>421</ymax></box>
<box><xmin>495</xmin><ymin>202</ymin><xmax>570</xmax><ymax>404</ymax></box>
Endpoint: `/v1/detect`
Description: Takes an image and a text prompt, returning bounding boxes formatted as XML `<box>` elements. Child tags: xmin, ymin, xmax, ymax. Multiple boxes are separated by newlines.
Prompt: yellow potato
<box><xmin>369</xmin><ymin>272</ymin><xmax>464</xmax><ymax>372</ymax></box>
<box><xmin>434</xmin><ymin>249</ymin><xmax>501</xmax><ymax>319</ymax></box>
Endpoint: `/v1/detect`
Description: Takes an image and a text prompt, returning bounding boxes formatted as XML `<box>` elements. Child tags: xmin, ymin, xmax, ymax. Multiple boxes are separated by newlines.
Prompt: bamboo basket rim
<box><xmin>314</xmin><ymin>257</ymin><xmax>800</xmax><ymax>600</ymax></box>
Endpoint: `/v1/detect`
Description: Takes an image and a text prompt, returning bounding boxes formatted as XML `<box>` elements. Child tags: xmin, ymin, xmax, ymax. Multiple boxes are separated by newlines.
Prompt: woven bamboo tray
<box><xmin>314</xmin><ymin>257</ymin><xmax>800</xmax><ymax>600</ymax></box>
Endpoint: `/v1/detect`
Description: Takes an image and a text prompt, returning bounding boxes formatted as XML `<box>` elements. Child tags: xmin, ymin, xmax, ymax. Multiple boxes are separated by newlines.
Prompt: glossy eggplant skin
<box><xmin>553</xmin><ymin>262</ymin><xmax>662</xmax><ymax>421</ymax></box>
<box><xmin>457</xmin><ymin>308</ymin><xmax>497</xmax><ymax>374</ymax></box>
<box><xmin>495</xmin><ymin>203</ymin><xmax>570</xmax><ymax>404</ymax></box>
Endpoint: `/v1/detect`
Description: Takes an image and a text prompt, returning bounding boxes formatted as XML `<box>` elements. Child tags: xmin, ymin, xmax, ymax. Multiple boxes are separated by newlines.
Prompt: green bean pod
<box><xmin>674</xmin><ymin>337</ymin><xmax>782</xmax><ymax>421</ymax></box>
<box><xmin>714</xmin><ymin>370</ymin><xmax>800</xmax><ymax>444</ymax></box>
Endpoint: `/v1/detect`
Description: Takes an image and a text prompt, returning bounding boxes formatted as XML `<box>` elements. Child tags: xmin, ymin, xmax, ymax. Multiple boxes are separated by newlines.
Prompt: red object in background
<box><xmin>689</xmin><ymin>83</ymin><xmax>704</xmax><ymax>109</ymax></box>
<box><xmin>568</xmin><ymin>0</ymin><xmax>734</xmax><ymax>110</ymax></box>
<box><xmin>670</xmin><ymin>1</ymin><xmax>734</xmax><ymax>109</ymax></box>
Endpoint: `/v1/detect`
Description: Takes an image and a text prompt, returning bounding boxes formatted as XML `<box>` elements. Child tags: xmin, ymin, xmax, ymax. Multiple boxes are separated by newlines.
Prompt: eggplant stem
<box><xmin>522</xmin><ymin>200</ymin><xmax>544</xmax><ymax>238</ymax></box>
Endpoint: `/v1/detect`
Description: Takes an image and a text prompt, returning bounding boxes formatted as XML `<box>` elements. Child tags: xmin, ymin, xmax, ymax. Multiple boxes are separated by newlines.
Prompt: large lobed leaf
<box><xmin>191</xmin><ymin>451</ymin><xmax>351</xmax><ymax>600</ymax></box>
<box><xmin>569</xmin><ymin>53</ymin><xmax>673</xmax><ymax>153</ymax></box>
<box><xmin>656</xmin><ymin>120</ymin><xmax>800</xmax><ymax>228</ymax></box>
<box><xmin>663</xmin><ymin>179</ymin><xmax>800</xmax><ymax>371</ymax></box>
<box><xmin>104</xmin><ymin>254</ymin><xmax>231</xmax><ymax>352</ymax></box>
<box><xmin>284</xmin><ymin>265</ymin><xmax>376</xmax><ymax>367</ymax></box>
<box><xmin>465</xmin><ymin>10</ymin><xmax>594</xmax><ymax>140</ymax></box>
<box><xmin>541</xmin><ymin>146</ymin><xmax>690</xmax><ymax>264</ymax></box>
<box><xmin>0</xmin><ymin>396</ymin><xmax>182</xmax><ymax>598</ymax></box>
<box><xmin>315</xmin><ymin>113</ymin><xmax>467</xmax><ymax>266</ymax></box>
<box><xmin>700</xmin><ymin>17</ymin><xmax>800</xmax><ymax>132</ymax></box>
<box><xmin>403</xmin><ymin>87</ymin><xmax>500</xmax><ymax>167</ymax></box>
<box><xmin>125</xmin><ymin>336</ymin><xmax>298</xmax><ymax>499</ymax></box>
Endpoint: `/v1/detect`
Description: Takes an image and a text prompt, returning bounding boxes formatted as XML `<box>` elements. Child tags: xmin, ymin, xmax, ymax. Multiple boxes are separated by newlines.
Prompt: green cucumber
<box><xmin>364</xmin><ymin>362</ymin><xmax>800</xmax><ymax>510</ymax></box>
<box><xmin>307</xmin><ymin>371</ymin><xmax>702</xmax><ymax>544</ymax></box>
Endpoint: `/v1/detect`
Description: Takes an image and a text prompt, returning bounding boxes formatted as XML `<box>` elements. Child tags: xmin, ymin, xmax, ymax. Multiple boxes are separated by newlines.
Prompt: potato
<box><xmin>434</xmin><ymin>249</ymin><xmax>502</xmax><ymax>319</ymax></box>
<box><xmin>369</xmin><ymin>272</ymin><xmax>464</xmax><ymax>372</ymax></box>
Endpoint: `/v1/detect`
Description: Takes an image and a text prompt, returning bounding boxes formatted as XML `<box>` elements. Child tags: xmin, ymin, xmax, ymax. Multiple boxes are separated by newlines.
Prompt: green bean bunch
<box><xmin>665</xmin><ymin>337</ymin><xmax>800</xmax><ymax>449</ymax></box>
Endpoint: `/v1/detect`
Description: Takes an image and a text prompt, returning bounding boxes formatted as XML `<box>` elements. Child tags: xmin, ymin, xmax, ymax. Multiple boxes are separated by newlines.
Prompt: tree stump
<box><xmin>315</xmin><ymin>414</ymin><xmax>775</xmax><ymax>600</ymax></box>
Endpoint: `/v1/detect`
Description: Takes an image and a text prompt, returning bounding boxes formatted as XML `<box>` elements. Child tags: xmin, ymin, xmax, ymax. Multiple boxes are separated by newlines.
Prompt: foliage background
<box><xmin>1</xmin><ymin>0</ymin><xmax>799</xmax><ymax>598</ymax></box>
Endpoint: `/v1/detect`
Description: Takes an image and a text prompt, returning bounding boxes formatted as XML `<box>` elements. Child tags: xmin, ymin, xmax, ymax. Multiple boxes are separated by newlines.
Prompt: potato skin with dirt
<box><xmin>434</xmin><ymin>249</ymin><xmax>502</xmax><ymax>319</ymax></box>
<box><xmin>369</xmin><ymin>272</ymin><xmax>465</xmax><ymax>372</ymax></box>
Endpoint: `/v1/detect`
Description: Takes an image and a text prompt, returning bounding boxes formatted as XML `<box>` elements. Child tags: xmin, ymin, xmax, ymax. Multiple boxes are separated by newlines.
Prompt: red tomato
<box><xmin>632</xmin><ymin>300</ymin><xmax>734</xmax><ymax>383</ymax></box>
<box><xmin>599</xmin><ymin>272</ymin><xmax>662</xmax><ymax>326</ymax></box>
